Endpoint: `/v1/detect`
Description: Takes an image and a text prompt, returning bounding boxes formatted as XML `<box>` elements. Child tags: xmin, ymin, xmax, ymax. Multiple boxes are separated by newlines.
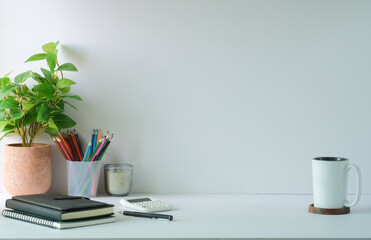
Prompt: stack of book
<box><xmin>2</xmin><ymin>193</ymin><xmax>115</xmax><ymax>229</ymax></box>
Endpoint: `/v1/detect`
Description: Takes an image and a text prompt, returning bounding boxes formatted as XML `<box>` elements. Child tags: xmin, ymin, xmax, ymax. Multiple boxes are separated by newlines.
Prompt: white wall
<box><xmin>0</xmin><ymin>0</ymin><xmax>371</xmax><ymax>194</ymax></box>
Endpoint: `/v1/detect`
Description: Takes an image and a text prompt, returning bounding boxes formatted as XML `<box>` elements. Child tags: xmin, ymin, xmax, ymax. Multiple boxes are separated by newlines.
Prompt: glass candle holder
<box><xmin>104</xmin><ymin>164</ymin><xmax>133</xmax><ymax>196</ymax></box>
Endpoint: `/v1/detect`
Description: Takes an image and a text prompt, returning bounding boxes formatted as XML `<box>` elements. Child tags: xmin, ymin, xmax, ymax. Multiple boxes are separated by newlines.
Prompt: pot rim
<box><xmin>5</xmin><ymin>143</ymin><xmax>50</xmax><ymax>148</ymax></box>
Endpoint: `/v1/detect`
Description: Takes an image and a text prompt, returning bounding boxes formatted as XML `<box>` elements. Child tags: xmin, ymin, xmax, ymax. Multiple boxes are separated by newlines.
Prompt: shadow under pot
<box><xmin>3</xmin><ymin>143</ymin><xmax>52</xmax><ymax>196</ymax></box>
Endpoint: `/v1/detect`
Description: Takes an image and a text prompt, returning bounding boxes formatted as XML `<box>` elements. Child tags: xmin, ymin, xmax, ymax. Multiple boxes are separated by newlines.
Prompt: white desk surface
<box><xmin>0</xmin><ymin>193</ymin><xmax>370</xmax><ymax>239</ymax></box>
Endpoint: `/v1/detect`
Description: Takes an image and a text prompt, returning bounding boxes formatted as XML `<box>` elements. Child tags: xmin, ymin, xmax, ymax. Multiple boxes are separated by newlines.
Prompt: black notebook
<box><xmin>2</xmin><ymin>209</ymin><xmax>115</xmax><ymax>229</ymax></box>
<box><xmin>6</xmin><ymin>193</ymin><xmax>114</xmax><ymax>221</ymax></box>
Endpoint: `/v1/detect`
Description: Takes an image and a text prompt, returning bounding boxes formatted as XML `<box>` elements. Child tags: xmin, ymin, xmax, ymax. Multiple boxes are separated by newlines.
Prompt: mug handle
<box><xmin>344</xmin><ymin>164</ymin><xmax>362</xmax><ymax>207</ymax></box>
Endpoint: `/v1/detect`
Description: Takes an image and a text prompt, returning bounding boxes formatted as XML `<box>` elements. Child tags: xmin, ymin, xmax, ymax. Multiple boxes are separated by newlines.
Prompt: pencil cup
<box><xmin>66</xmin><ymin>160</ymin><xmax>102</xmax><ymax>197</ymax></box>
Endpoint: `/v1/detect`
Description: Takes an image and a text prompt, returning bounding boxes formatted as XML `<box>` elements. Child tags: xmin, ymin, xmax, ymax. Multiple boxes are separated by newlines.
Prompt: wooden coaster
<box><xmin>308</xmin><ymin>204</ymin><xmax>350</xmax><ymax>215</ymax></box>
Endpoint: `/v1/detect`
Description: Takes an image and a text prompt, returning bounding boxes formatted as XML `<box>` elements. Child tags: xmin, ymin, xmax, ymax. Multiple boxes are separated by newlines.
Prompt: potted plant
<box><xmin>1</xmin><ymin>41</ymin><xmax>81</xmax><ymax>195</ymax></box>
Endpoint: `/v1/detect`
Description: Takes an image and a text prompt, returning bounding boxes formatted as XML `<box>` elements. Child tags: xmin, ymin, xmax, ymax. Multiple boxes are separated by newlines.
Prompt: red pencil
<box><xmin>52</xmin><ymin>136</ymin><xmax>67</xmax><ymax>159</ymax></box>
<box><xmin>59</xmin><ymin>132</ymin><xmax>73</xmax><ymax>160</ymax></box>
<box><xmin>71</xmin><ymin>132</ymin><xmax>83</xmax><ymax>161</ymax></box>
<box><xmin>56</xmin><ymin>137</ymin><xmax>72</xmax><ymax>161</ymax></box>
<box><xmin>66</xmin><ymin>133</ymin><xmax>78</xmax><ymax>161</ymax></box>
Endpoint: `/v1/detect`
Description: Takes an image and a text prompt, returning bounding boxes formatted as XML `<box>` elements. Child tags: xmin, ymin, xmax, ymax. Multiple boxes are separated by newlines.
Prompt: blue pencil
<box><xmin>92</xmin><ymin>129</ymin><xmax>97</xmax><ymax>149</ymax></box>
<box><xmin>82</xmin><ymin>143</ymin><xmax>92</xmax><ymax>162</ymax></box>
<box><xmin>89</xmin><ymin>130</ymin><xmax>95</xmax><ymax>156</ymax></box>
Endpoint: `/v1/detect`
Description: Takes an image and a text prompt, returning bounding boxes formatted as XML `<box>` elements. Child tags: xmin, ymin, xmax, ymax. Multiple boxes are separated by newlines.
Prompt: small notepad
<box><xmin>2</xmin><ymin>209</ymin><xmax>115</xmax><ymax>229</ymax></box>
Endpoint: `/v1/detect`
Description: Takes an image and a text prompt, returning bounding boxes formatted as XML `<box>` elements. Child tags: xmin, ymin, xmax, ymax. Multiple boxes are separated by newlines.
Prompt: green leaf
<box><xmin>40</xmin><ymin>68</ymin><xmax>53</xmax><ymax>83</ymax></box>
<box><xmin>51</xmin><ymin>113</ymin><xmax>76</xmax><ymax>129</ymax></box>
<box><xmin>56</xmin><ymin>78</ymin><xmax>76</xmax><ymax>89</ymax></box>
<box><xmin>24</xmin><ymin>53</ymin><xmax>46</xmax><ymax>63</ymax></box>
<box><xmin>19</xmin><ymin>91</ymin><xmax>38</xmax><ymax>100</ymax></box>
<box><xmin>23</xmin><ymin>102</ymin><xmax>36</xmax><ymax>110</ymax></box>
<box><xmin>48</xmin><ymin>117</ymin><xmax>58</xmax><ymax>129</ymax></box>
<box><xmin>32</xmin><ymin>72</ymin><xmax>48</xmax><ymax>84</ymax></box>
<box><xmin>62</xmin><ymin>95</ymin><xmax>82</xmax><ymax>101</ymax></box>
<box><xmin>46</xmin><ymin>52</ymin><xmax>57</xmax><ymax>73</ymax></box>
<box><xmin>0</xmin><ymin>121</ymin><xmax>9</xmax><ymax>133</ymax></box>
<box><xmin>50</xmin><ymin>108</ymin><xmax>63</xmax><ymax>114</ymax></box>
<box><xmin>3</xmin><ymin>123</ymin><xmax>14</xmax><ymax>131</ymax></box>
<box><xmin>36</xmin><ymin>103</ymin><xmax>50</xmax><ymax>122</ymax></box>
<box><xmin>42</xmin><ymin>42</ymin><xmax>56</xmax><ymax>53</ymax></box>
<box><xmin>0</xmin><ymin>111</ymin><xmax>6</xmax><ymax>119</ymax></box>
<box><xmin>0</xmin><ymin>77</ymin><xmax>10</xmax><ymax>87</ymax></box>
<box><xmin>0</xmin><ymin>86</ymin><xmax>15</xmax><ymax>99</ymax></box>
<box><xmin>64</xmin><ymin>101</ymin><xmax>78</xmax><ymax>110</ymax></box>
<box><xmin>54</xmin><ymin>41</ymin><xmax>59</xmax><ymax>55</ymax></box>
<box><xmin>44</xmin><ymin>127</ymin><xmax>59</xmax><ymax>133</ymax></box>
<box><xmin>60</xmin><ymin>86</ymin><xmax>71</xmax><ymax>93</ymax></box>
<box><xmin>0</xmin><ymin>99</ymin><xmax>19</xmax><ymax>110</ymax></box>
<box><xmin>45</xmin><ymin>127</ymin><xmax>59</xmax><ymax>133</ymax></box>
<box><xmin>56</xmin><ymin>63</ymin><xmax>78</xmax><ymax>72</ymax></box>
<box><xmin>33</xmin><ymin>83</ymin><xmax>55</xmax><ymax>100</ymax></box>
<box><xmin>0</xmin><ymin>130</ymin><xmax>14</xmax><ymax>141</ymax></box>
<box><xmin>14</xmin><ymin>70</ymin><xmax>33</xmax><ymax>83</ymax></box>
<box><xmin>56</xmin><ymin>101</ymin><xmax>64</xmax><ymax>110</ymax></box>
<box><xmin>9</xmin><ymin>109</ymin><xmax>24</xmax><ymax>121</ymax></box>
<box><xmin>23</xmin><ymin>110</ymin><xmax>37</xmax><ymax>126</ymax></box>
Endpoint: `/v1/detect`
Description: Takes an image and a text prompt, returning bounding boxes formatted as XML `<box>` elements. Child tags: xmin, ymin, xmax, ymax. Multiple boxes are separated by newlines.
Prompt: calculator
<box><xmin>119</xmin><ymin>197</ymin><xmax>172</xmax><ymax>213</ymax></box>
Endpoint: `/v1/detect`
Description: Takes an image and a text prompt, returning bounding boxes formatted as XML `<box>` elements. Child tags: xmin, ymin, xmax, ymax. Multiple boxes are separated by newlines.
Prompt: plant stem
<box><xmin>56</xmin><ymin>60</ymin><xmax>63</xmax><ymax>80</ymax></box>
<box><xmin>14</xmin><ymin>122</ymin><xmax>42</xmax><ymax>147</ymax></box>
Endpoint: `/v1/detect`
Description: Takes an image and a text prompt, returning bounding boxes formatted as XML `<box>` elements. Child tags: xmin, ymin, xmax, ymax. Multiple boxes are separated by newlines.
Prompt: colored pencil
<box><xmin>74</xmin><ymin>129</ymin><xmax>84</xmax><ymax>158</ymax></box>
<box><xmin>52</xmin><ymin>136</ymin><xmax>67</xmax><ymax>159</ymax></box>
<box><xmin>98</xmin><ymin>134</ymin><xmax>113</xmax><ymax>160</ymax></box>
<box><xmin>71</xmin><ymin>132</ymin><xmax>82</xmax><ymax>161</ymax></box>
<box><xmin>66</xmin><ymin>133</ymin><xmax>78</xmax><ymax>161</ymax></box>
<box><xmin>93</xmin><ymin>136</ymin><xmax>108</xmax><ymax>159</ymax></box>
<box><xmin>90</xmin><ymin>138</ymin><xmax>105</xmax><ymax>161</ymax></box>
<box><xmin>59</xmin><ymin>133</ymin><xmax>73</xmax><ymax>160</ymax></box>
<box><xmin>82</xmin><ymin>143</ymin><xmax>92</xmax><ymax>162</ymax></box>
<box><xmin>89</xmin><ymin>130</ymin><xmax>95</xmax><ymax>157</ymax></box>
<box><xmin>52</xmin><ymin>129</ymin><xmax>113</xmax><ymax>163</ymax></box>
<box><xmin>96</xmin><ymin>129</ymin><xmax>101</xmax><ymax>147</ymax></box>
<box><xmin>88</xmin><ymin>137</ymin><xmax>105</xmax><ymax>162</ymax></box>
<box><xmin>97</xmin><ymin>141</ymin><xmax>110</xmax><ymax>160</ymax></box>
<box><xmin>56</xmin><ymin>137</ymin><xmax>72</xmax><ymax>161</ymax></box>
<box><xmin>92</xmin><ymin>129</ymin><xmax>97</xmax><ymax>150</ymax></box>
<box><xmin>96</xmin><ymin>135</ymin><xmax>112</xmax><ymax>160</ymax></box>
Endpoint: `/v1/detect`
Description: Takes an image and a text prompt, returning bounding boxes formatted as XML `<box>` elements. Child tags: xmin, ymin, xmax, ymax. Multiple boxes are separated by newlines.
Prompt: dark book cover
<box><xmin>6</xmin><ymin>193</ymin><xmax>114</xmax><ymax>221</ymax></box>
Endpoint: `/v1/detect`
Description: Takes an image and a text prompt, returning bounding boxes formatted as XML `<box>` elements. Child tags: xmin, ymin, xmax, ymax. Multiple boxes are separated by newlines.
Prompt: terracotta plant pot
<box><xmin>3</xmin><ymin>143</ymin><xmax>52</xmax><ymax>195</ymax></box>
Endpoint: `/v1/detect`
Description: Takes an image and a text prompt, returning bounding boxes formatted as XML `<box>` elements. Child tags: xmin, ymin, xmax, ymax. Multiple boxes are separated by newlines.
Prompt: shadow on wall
<box><xmin>60</xmin><ymin>44</ymin><xmax>88</xmax><ymax>67</ymax></box>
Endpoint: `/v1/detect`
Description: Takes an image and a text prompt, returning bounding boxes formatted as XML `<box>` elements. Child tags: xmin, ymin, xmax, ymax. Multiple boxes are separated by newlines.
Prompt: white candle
<box><xmin>104</xmin><ymin>164</ymin><xmax>133</xmax><ymax>196</ymax></box>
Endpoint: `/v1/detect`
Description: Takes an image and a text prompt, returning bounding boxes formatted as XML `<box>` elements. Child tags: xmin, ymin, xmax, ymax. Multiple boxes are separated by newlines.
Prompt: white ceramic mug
<box><xmin>312</xmin><ymin>157</ymin><xmax>362</xmax><ymax>209</ymax></box>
